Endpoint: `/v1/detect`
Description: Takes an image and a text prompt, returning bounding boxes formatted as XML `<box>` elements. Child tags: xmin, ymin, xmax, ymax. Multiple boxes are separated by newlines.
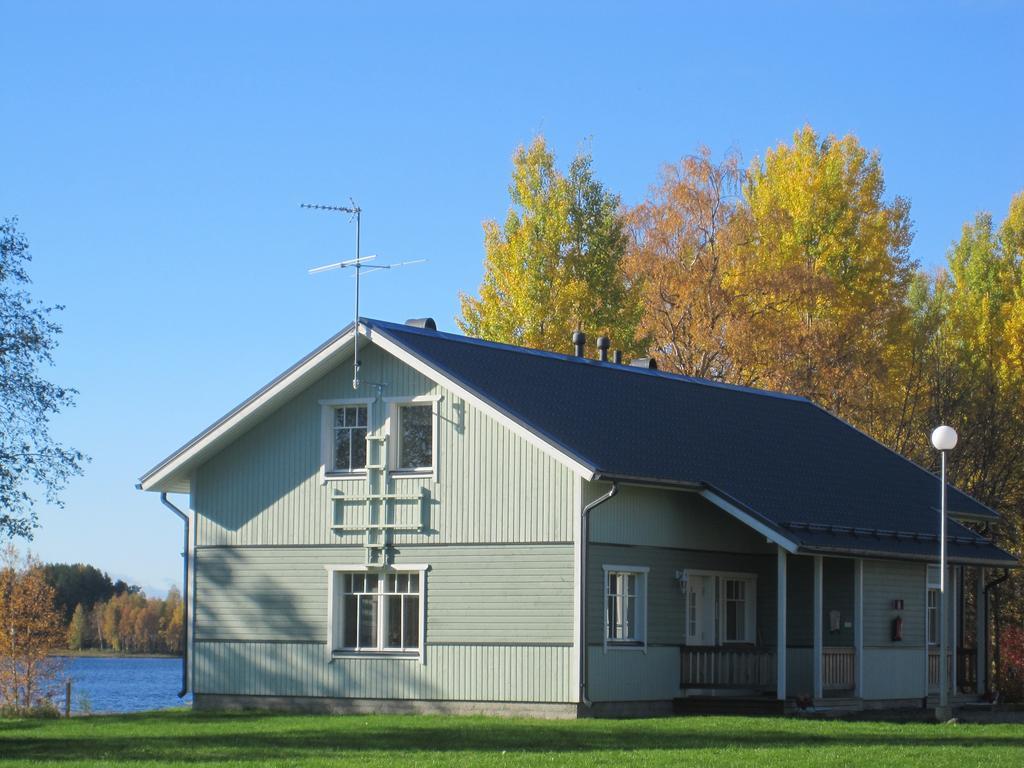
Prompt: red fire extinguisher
<box><xmin>892</xmin><ymin>616</ymin><xmax>903</xmax><ymax>642</ymax></box>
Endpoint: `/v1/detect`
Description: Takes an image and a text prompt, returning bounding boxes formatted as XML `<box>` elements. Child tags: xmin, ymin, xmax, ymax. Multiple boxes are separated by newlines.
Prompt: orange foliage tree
<box><xmin>0</xmin><ymin>545</ymin><xmax>64</xmax><ymax>711</ymax></box>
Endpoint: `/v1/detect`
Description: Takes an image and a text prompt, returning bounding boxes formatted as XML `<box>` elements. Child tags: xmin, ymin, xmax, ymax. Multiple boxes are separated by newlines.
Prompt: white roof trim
<box><xmin>138</xmin><ymin>325</ymin><xmax>360</xmax><ymax>492</ymax></box>
<box><xmin>699</xmin><ymin>488</ymin><xmax>799</xmax><ymax>553</ymax></box>
<box><xmin>139</xmin><ymin>322</ymin><xmax>595</xmax><ymax>493</ymax></box>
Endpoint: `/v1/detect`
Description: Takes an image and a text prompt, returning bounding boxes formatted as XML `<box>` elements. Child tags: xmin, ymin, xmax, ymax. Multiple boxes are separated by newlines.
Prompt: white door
<box><xmin>686</xmin><ymin>575</ymin><xmax>717</xmax><ymax>645</ymax></box>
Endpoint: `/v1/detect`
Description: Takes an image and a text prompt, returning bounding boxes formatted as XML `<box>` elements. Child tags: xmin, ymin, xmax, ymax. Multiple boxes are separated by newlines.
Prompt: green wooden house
<box><xmin>138</xmin><ymin>318</ymin><xmax>1015</xmax><ymax>716</ymax></box>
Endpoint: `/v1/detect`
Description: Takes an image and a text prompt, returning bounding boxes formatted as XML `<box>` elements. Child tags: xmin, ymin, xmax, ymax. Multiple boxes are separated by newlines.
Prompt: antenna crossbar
<box><xmin>302</xmin><ymin>199</ymin><xmax>425</xmax><ymax>390</ymax></box>
<box><xmin>300</xmin><ymin>202</ymin><xmax>360</xmax><ymax>214</ymax></box>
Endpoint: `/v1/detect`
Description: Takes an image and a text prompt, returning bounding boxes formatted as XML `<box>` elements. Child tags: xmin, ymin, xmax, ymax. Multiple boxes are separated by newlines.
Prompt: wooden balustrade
<box><xmin>822</xmin><ymin>646</ymin><xmax>856</xmax><ymax>690</ymax></box>
<box><xmin>680</xmin><ymin>646</ymin><xmax>776</xmax><ymax>690</ymax></box>
<box><xmin>928</xmin><ymin>649</ymin><xmax>952</xmax><ymax>688</ymax></box>
<box><xmin>957</xmin><ymin>649</ymin><xmax>977</xmax><ymax>692</ymax></box>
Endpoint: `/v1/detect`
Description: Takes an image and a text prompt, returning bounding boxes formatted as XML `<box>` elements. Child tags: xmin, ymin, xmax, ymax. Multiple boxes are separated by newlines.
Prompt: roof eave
<box><xmin>797</xmin><ymin>543</ymin><xmax>1018</xmax><ymax>568</ymax></box>
<box><xmin>591</xmin><ymin>473</ymin><xmax>800</xmax><ymax>554</ymax></box>
<box><xmin>138</xmin><ymin>323</ymin><xmax>361</xmax><ymax>494</ymax></box>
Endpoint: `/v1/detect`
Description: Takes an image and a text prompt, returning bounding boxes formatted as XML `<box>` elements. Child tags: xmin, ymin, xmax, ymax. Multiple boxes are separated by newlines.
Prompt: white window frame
<box><xmin>926</xmin><ymin>565</ymin><xmax>941</xmax><ymax>647</ymax></box>
<box><xmin>384</xmin><ymin>395</ymin><xmax>441</xmax><ymax>480</ymax></box>
<box><xmin>324</xmin><ymin>564</ymin><xmax>429</xmax><ymax>663</ymax></box>
<box><xmin>602</xmin><ymin>565</ymin><xmax>648</xmax><ymax>652</ymax></box>
<box><xmin>681</xmin><ymin>569</ymin><xmax>758</xmax><ymax>646</ymax></box>
<box><xmin>319</xmin><ymin>398</ymin><xmax>375</xmax><ymax>482</ymax></box>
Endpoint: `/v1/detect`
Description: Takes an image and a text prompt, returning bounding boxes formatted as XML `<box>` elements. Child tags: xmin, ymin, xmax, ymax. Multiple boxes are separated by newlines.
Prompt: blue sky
<box><xmin>2</xmin><ymin>2</ymin><xmax>1022</xmax><ymax>594</ymax></box>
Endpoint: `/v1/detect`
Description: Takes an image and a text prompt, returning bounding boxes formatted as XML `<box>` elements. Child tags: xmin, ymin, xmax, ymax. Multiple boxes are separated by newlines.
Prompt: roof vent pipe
<box><xmin>630</xmin><ymin>356</ymin><xmax>658</xmax><ymax>370</ymax></box>
<box><xmin>596</xmin><ymin>336</ymin><xmax>610</xmax><ymax>362</ymax></box>
<box><xmin>406</xmin><ymin>317</ymin><xmax>437</xmax><ymax>330</ymax></box>
<box><xmin>613</xmin><ymin>350</ymin><xmax>622</xmax><ymax>365</ymax></box>
<box><xmin>572</xmin><ymin>330</ymin><xmax>586</xmax><ymax>357</ymax></box>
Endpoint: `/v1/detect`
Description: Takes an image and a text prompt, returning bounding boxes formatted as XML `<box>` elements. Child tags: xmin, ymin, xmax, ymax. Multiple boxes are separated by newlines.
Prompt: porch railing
<box><xmin>957</xmin><ymin>649</ymin><xmax>977</xmax><ymax>692</ymax></box>
<box><xmin>822</xmin><ymin>646</ymin><xmax>855</xmax><ymax>690</ymax></box>
<box><xmin>680</xmin><ymin>646</ymin><xmax>776</xmax><ymax>690</ymax></box>
<box><xmin>928</xmin><ymin>649</ymin><xmax>977</xmax><ymax>692</ymax></box>
<box><xmin>928</xmin><ymin>649</ymin><xmax>953</xmax><ymax>690</ymax></box>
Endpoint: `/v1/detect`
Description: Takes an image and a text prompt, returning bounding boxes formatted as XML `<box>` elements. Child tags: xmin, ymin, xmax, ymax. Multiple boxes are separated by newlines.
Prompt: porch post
<box><xmin>777</xmin><ymin>546</ymin><xmax>787</xmax><ymax>701</ymax></box>
<box><xmin>854</xmin><ymin>558</ymin><xmax>864</xmax><ymax>698</ymax></box>
<box><xmin>813</xmin><ymin>555</ymin><xmax>824</xmax><ymax>700</ymax></box>
<box><xmin>976</xmin><ymin>566</ymin><xmax>986</xmax><ymax>694</ymax></box>
<box><xmin>952</xmin><ymin>565</ymin><xmax>958</xmax><ymax>696</ymax></box>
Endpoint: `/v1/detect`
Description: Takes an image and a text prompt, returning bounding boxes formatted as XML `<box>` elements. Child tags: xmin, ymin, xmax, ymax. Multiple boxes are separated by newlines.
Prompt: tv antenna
<box><xmin>302</xmin><ymin>200</ymin><xmax>426</xmax><ymax>389</ymax></box>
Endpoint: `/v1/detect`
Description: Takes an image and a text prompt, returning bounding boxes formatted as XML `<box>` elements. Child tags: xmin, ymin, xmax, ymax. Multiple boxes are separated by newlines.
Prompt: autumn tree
<box><xmin>65</xmin><ymin>603</ymin><xmax>90</xmax><ymax>650</ymax></box>
<box><xmin>625</xmin><ymin>147</ymin><xmax>750</xmax><ymax>380</ymax></box>
<box><xmin>911</xmin><ymin>197</ymin><xmax>1024</xmax><ymax>554</ymax></box>
<box><xmin>459</xmin><ymin>136</ymin><xmax>645</xmax><ymax>356</ymax></box>
<box><xmin>0</xmin><ymin>219</ymin><xmax>86</xmax><ymax>540</ymax></box>
<box><xmin>0</xmin><ymin>545</ymin><xmax>64</xmax><ymax>711</ymax></box>
<box><xmin>736</xmin><ymin>126</ymin><xmax>916</xmax><ymax>421</ymax></box>
<box><xmin>161</xmin><ymin>586</ymin><xmax>184</xmax><ymax>654</ymax></box>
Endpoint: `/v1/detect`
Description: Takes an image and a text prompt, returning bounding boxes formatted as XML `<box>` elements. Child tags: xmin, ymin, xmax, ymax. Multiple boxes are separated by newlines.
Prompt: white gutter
<box><xmin>159</xmin><ymin>492</ymin><xmax>191</xmax><ymax>698</ymax></box>
<box><xmin>579</xmin><ymin>481</ymin><xmax>618</xmax><ymax>708</ymax></box>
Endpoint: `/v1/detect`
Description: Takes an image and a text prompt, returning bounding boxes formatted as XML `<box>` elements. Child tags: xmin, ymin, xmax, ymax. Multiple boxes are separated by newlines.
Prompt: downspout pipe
<box><xmin>579</xmin><ymin>480</ymin><xmax>618</xmax><ymax>709</ymax></box>
<box><xmin>160</xmin><ymin>492</ymin><xmax>190</xmax><ymax>698</ymax></box>
<box><xmin>984</xmin><ymin>568</ymin><xmax>1011</xmax><ymax>695</ymax></box>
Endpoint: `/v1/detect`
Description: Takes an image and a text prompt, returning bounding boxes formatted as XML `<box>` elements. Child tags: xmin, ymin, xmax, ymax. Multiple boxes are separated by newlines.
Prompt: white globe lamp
<box><xmin>931</xmin><ymin>425</ymin><xmax>958</xmax><ymax>452</ymax></box>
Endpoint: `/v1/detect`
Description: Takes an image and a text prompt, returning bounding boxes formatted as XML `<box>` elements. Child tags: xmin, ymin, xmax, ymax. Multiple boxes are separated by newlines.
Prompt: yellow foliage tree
<box><xmin>735</xmin><ymin>126</ymin><xmax>915</xmax><ymax>419</ymax></box>
<box><xmin>459</xmin><ymin>136</ymin><xmax>645</xmax><ymax>357</ymax></box>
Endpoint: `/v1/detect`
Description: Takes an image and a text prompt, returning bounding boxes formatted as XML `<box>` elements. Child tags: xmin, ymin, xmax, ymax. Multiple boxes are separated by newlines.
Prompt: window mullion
<box><xmin>377</xmin><ymin>578</ymin><xmax>385</xmax><ymax>651</ymax></box>
<box><xmin>355</xmin><ymin>594</ymin><xmax>362</xmax><ymax>650</ymax></box>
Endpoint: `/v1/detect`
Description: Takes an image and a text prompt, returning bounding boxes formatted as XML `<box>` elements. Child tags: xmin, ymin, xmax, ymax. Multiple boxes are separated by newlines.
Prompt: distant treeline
<box><xmin>41</xmin><ymin>563</ymin><xmax>183</xmax><ymax>655</ymax></box>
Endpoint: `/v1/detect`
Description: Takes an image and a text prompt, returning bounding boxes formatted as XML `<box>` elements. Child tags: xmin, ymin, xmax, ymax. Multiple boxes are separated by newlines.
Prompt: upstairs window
<box><xmin>398</xmin><ymin>404</ymin><xmax>433</xmax><ymax>470</ymax></box>
<box><xmin>332</xmin><ymin>405</ymin><xmax>368</xmax><ymax>473</ymax></box>
<box><xmin>385</xmin><ymin>396</ymin><xmax>440</xmax><ymax>476</ymax></box>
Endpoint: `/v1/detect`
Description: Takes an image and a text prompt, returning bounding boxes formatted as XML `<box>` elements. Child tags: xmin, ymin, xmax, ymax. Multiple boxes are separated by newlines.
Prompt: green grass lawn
<box><xmin>1</xmin><ymin>710</ymin><xmax>1022</xmax><ymax>767</ymax></box>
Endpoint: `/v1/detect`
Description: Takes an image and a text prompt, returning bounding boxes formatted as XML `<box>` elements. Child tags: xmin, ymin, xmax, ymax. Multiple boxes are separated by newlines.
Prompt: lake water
<box><xmin>54</xmin><ymin>657</ymin><xmax>192</xmax><ymax>714</ymax></box>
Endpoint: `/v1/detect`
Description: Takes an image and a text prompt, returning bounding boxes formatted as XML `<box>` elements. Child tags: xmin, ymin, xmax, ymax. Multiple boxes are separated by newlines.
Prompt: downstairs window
<box><xmin>327</xmin><ymin>566</ymin><xmax>426</xmax><ymax>657</ymax></box>
<box><xmin>603</xmin><ymin>565</ymin><xmax>648</xmax><ymax>649</ymax></box>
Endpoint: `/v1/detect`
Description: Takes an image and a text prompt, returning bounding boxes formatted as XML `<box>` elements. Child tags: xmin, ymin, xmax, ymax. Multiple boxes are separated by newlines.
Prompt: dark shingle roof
<box><xmin>368</xmin><ymin>318</ymin><xmax>1014</xmax><ymax>566</ymax></box>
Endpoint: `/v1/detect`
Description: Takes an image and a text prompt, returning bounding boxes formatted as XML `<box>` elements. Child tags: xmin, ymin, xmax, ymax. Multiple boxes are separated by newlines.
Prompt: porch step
<box><xmin>674</xmin><ymin>696</ymin><xmax>786</xmax><ymax>716</ymax></box>
<box><xmin>802</xmin><ymin>697</ymin><xmax>865</xmax><ymax>716</ymax></box>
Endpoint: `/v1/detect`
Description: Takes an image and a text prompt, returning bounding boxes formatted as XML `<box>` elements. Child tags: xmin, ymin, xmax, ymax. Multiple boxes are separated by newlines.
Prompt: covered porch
<box><xmin>676</xmin><ymin>551</ymin><xmax>988</xmax><ymax>709</ymax></box>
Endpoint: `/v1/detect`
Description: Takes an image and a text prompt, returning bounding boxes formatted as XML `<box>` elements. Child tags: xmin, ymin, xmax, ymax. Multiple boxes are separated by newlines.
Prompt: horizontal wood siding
<box><xmin>863</xmin><ymin>559</ymin><xmax>926</xmax><ymax>647</ymax></box>
<box><xmin>193</xmin><ymin>641</ymin><xmax>572</xmax><ymax>702</ymax></box>
<box><xmin>862</xmin><ymin>647</ymin><xmax>926</xmax><ymax>699</ymax></box>
<box><xmin>193</xmin><ymin>344</ymin><xmax>575</xmax><ymax>547</ymax></box>
<box><xmin>195</xmin><ymin>544</ymin><xmax>574</xmax><ymax>644</ymax></box>
<box><xmin>586</xmin><ymin>483</ymin><xmax>776</xmax><ymax>554</ymax></box>
<box><xmin>586</xmin><ymin>544</ymin><xmax>777</xmax><ymax>648</ymax></box>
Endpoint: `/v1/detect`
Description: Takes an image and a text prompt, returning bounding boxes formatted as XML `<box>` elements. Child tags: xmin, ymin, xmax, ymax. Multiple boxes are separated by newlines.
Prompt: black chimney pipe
<box><xmin>596</xmin><ymin>336</ymin><xmax>610</xmax><ymax>362</ymax></box>
<box><xmin>572</xmin><ymin>330</ymin><xmax>586</xmax><ymax>357</ymax></box>
<box><xmin>630</xmin><ymin>356</ymin><xmax>658</xmax><ymax>369</ymax></box>
<box><xmin>613</xmin><ymin>350</ymin><xmax>622</xmax><ymax>365</ymax></box>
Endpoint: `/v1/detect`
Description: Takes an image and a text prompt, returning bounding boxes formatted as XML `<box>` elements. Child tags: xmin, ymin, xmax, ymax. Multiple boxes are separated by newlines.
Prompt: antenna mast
<box><xmin>302</xmin><ymin>201</ymin><xmax>426</xmax><ymax>390</ymax></box>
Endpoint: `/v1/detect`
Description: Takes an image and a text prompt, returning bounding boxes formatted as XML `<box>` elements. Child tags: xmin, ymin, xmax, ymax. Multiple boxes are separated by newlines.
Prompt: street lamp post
<box><xmin>931</xmin><ymin>425</ymin><xmax>958</xmax><ymax>716</ymax></box>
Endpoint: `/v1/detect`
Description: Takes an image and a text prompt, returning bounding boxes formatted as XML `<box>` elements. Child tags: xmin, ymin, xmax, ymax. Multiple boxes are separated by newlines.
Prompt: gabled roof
<box><xmin>140</xmin><ymin>317</ymin><xmax>1015</xmax><ymax>566</ymax></box>
<box><xmin>365</xmin><ymin>319</ymin><xmax>1014</xmax><ymax>567</ymax></box>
